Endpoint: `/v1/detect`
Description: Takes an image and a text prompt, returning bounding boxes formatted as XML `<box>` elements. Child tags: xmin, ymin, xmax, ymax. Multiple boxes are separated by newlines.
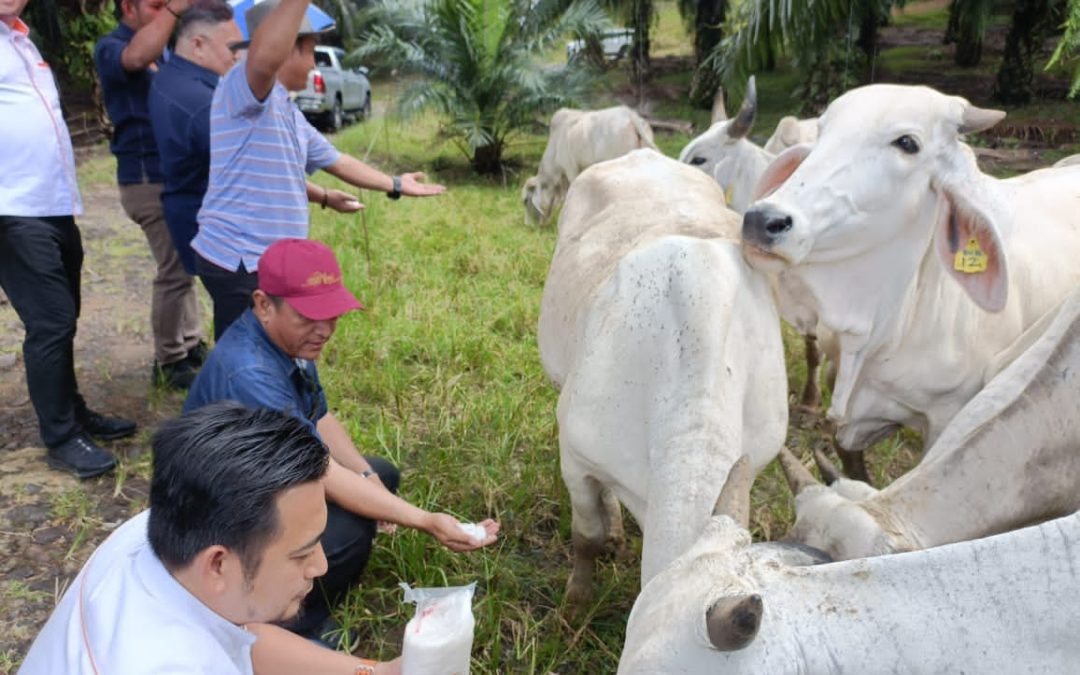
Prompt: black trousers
<box><xmin>195</xmin><ymin>253</ymin><xmax>258</xmax><ymax>340</ymax></box>
<box><xmin>291</xmin><ymin>455</ymin><xmax>402</xmax><ymax>637</ymax></box>
<box><xmin>0</xmin><ymin>215</ymin><xmax>89</xmax><ymax>448</ymax></box>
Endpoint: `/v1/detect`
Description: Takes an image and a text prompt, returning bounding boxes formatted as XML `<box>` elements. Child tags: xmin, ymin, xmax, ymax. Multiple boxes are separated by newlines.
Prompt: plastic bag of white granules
<box><xmin>400</xmin><ymin>582</ymin><xmax>476</xmax><ymax>675</ymax></box>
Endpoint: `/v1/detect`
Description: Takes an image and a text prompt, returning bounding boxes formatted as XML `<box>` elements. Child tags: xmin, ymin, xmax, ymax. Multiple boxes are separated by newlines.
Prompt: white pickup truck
<box><xmin>294</xmin><ymin>46</ymin><xmax>372</xmax><ymax>132</ymax></box>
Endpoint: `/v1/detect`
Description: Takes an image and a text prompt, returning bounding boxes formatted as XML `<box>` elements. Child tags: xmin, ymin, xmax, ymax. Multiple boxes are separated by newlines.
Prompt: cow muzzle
<box><xmin>741</xmin><ymin>204</ymin><xmax>798</xmax><ymax>268</ymax></box>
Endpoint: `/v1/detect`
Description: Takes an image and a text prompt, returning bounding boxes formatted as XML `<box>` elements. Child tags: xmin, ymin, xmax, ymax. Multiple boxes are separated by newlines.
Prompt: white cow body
<box><xmin>763</xmin><ymin>115</ymin><xmax>819</xmax><ymax>155</ymax></box>
<box><xmin>787</xmin><ymin>284</ymin><xmax>1080</xmax><ymax>559</ymax></box>
<box><xmin>619</xmin><ymin>508</ymin><xmax>1080</xmax><ymax>673</ymax></box>
<box><xmin>523</xmin><ymin>106</ymin><xmax>656</xmax><ymax>225</ymax></box>
<box><xmin>538</xmin><ymin>150</ymin><xmax>788</xmax><ymax>597</ymax></box>
<box><xmin>743</xmin><ymin>84</ymin><xmax>1080</xmax><ymax>453</ymax></box>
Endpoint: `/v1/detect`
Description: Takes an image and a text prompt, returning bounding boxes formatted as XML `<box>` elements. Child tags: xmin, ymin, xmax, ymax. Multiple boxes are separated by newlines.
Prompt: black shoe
<box><xmin>47</xmin><ymin>434</ymin><xmax>117</xmax><ymax>479</ymax></box>
<box><xmin>153</xmin><ymin>358</ymin><xmax>198</xmax><ymax>390</ymax></box>
<box><xmin>79</xmin><ymin>409</ymin><xmax>137</xmax><ymax>441</ymax></box>
<box><xmin>185</xmin><ymin>340</ymin><xmax>209</xmax><ymax>368</ymax></box>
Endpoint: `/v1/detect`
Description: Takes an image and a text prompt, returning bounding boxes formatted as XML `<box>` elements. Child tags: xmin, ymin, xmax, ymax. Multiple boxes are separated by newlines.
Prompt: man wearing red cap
<box><xmin>184</xmin><ymin>238</ymin><xmax>499</xmax><ymax>645</ymax></box>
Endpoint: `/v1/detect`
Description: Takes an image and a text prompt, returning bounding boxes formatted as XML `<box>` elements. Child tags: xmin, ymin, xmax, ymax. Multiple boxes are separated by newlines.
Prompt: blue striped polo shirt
<box><xmin>192</xmin><ymin>59</ymin><xmax>340</xmax><ymax>272</ymax></box>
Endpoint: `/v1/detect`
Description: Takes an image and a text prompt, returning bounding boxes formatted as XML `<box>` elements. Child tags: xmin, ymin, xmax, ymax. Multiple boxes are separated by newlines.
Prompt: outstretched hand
<box><xmin>400</xmin><ymin>172</ymin><xmax>446</xmax><ymax>197</ymax></box>
<box><xmin>426</xmin><ymin>513</ymin><xmax>500</xmax><ymax>552</ymax></box>
<box><xmin>326</xmin><ymin>189</ymin><xmax>364</xmax><ymax>213</ymax></box>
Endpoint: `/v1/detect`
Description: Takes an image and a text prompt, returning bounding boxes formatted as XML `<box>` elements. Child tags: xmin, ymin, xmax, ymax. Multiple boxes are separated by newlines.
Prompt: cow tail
<box><xmin>631</xmin><ymin>114</ymin><xmax>659</xmax><ymax>150</ymax></box>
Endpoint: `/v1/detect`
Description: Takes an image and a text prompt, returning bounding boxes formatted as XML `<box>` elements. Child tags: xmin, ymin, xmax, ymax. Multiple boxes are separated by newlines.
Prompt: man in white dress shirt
<box><xmin>18</xmin><ymin>402</ymin><xmax>400</xmax><ymax>674</ymax></box>
<box><xmin>0</xmin><ymin>0</ymin><xmax>136</xmax><ymax>479</ymax></box>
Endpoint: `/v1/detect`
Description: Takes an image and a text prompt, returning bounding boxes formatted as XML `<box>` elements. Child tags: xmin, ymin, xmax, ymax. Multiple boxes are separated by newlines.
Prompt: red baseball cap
<box><xmin>257</xmin><ymin>239</ymin><xmax>363</xmax><ymax>320</ymax></box>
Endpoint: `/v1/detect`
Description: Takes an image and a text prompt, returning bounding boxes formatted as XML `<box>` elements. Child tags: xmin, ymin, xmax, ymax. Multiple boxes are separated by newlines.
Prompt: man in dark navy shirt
<box><xmin>95</xmin><ymin>0</ymin><xmax>205</xmax><ymax>389</ymax></box>
<box><xmin>147</xmin><ymin>0</ymin><xmax>240</xmax><ymax>276</ymax></box>
<box><xmin>183</xmin><ymin>238</ymin><xmax>499</xmax><ymax>645</ymax></box>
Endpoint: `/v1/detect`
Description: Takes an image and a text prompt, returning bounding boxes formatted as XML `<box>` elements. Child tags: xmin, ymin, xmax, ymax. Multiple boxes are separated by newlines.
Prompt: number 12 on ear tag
<box><xmin>954</xmin><ymin>237</ymin><xmax>988</xmax><ymax>274</ymax></box>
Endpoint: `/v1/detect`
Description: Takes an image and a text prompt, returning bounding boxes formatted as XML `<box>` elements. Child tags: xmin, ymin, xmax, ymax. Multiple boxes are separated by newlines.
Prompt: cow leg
<box><xmin>798</xmin><ymin>333</ymin><xmax>822</xmax><ymax>411</ymax></box>
<box><xmin>600</xmin><ymin>486</ymin><xmax>626</xmax><ymax>556</ymax></box>
<box><xmin>837</xmin><ymin>447</ymin><xmax>871</xmax><ymax>483</ymax></box>
<box><xmin>562</xmin><ymin>464</ymin><xmax>609</xmax><ymax>611</ymax></box>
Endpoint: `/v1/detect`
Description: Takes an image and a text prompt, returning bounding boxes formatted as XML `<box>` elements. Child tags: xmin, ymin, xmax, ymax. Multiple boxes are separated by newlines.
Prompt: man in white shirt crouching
<box><xmin>18</xmin><ymin>402</ymin><xmax>400</xmax><ymax>674</ymax></box>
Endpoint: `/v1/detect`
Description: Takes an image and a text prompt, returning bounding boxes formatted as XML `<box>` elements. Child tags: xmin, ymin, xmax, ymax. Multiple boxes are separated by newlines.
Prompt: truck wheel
<box><xmin>361</xmin><ymin>93</ymin><xmax>372</xmax><ymax>120</ymax></box>
<box><xmin>327</xmin><ymin>98</ymin><xmax>343</xmax><ymax>132</ymax></box>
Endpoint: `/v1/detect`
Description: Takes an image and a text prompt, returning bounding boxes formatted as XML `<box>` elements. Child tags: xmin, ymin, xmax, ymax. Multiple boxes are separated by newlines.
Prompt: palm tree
<box><xmin>944</xmin><ymin>0</ymin><xmax>992</xmax><ymax>66</ymax></box>
<box><xmin>1047</xmin><ymin>0</ymin><xmax>1080</xmax><ymax>97</ymax></box>
<box><xmin>353</xmin><ymin>0</ymin><xmax>610</xmax><ymax>174</ymax></box>
<box><xmin>993</xmin><ymin>0</ymin><xmax>1064</xmax><ymax>103</ymax></box>
<box><xmin>707</xmin><ymin>0</ymin><xmax>884</xmax><ymax>113</ymax></box>
<box><xmin>679</xmin><ymin>0</ymin><xmax>729</xmax><ymax>108</ymax></box>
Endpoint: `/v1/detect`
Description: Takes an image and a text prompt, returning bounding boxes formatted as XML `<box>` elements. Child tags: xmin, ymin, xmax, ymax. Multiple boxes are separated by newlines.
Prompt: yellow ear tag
<box><xmin>953</xmin><ymin>237</ymin><xmax>988</xmax><ymax>274</ymax></box>
<box><xmin>724</xmin><ymin>184</ymin><xmax>734</xmax><ymax>205</ymax></box>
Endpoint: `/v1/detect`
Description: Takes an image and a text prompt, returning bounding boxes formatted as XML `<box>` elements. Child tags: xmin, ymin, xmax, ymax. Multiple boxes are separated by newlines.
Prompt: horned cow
<box><xmin>743</xmin><ymin>84</ymin><xmax>1080</xmax><ymax>477</ymax></box>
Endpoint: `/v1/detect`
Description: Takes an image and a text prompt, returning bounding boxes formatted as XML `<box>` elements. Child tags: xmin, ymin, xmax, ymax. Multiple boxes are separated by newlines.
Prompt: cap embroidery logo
<box><xmin>304</xmin><ymin>271</ymin><xmax>340</xmax><ymax>288</ymax></box>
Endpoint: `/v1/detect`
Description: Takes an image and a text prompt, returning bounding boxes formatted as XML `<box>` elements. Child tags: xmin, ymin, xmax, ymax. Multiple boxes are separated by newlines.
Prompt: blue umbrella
<box><xmin>229</xmin><ymin>0</ymin><xmax>336</xmax><ymax>41</ymax></box>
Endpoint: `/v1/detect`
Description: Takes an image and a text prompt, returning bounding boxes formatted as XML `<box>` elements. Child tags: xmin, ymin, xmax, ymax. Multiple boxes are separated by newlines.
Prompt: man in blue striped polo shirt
<box><xmin>192</xmin><ymin>0</ymin><xmax>445</xmax><ymax>339</ymax></box>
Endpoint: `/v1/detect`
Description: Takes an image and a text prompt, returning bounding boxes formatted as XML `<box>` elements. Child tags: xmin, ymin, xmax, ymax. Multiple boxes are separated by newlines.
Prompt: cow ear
<box><xmin>752</xmin><ymin>144</ymin><xmax>810</xmax><ymax>201</ymax></box>
<box><xmin>933</xmin><ymin>190</ymin><xmax>1009</xmax><ymax>312</ymax></box>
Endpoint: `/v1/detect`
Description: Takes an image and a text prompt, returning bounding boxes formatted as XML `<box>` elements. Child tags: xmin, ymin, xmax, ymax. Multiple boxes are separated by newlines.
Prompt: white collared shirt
<box><xmin>17</xmin><ymin>511</ymin><xmax>257</xmax><ymax>675</ymax></box>
<box><xmin>0</xmin><ymin>17</ymin><xmax>83</xmax><ymax>217</ymax></box>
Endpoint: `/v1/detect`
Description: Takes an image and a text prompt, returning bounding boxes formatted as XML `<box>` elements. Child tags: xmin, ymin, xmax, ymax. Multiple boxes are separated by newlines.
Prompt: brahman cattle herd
<box><xmin>525</xmin><ymin>81</ymin><xmax>1080</xmax><ymax>672</ymax></box>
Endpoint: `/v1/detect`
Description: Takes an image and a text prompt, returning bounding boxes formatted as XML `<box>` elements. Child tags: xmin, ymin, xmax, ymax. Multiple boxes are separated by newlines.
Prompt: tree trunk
<box><xmin>689</xmin><ymin>0</ymin><xmax>727</xmax><ymax>109</ymax></box>
<box><xmin>994</xmin><ymin>0</ymin><xmax>1056</xmax><ymax>104</ymax></box>
<box><xmin>629</xmin><ymin>0</ymin><xmax>653</xmax><ymax>78</ymax></box>
<box><xmin>471</xmin><ymin>141</ymin><xmax>504</xmax><ymax>175</ymax></box>
<box><xmin>945</xmin><ymin>0</ymin><xmax>985</xmax><ymax>67</ymax></box>
<box><xmin>856</xmin><ymin>2</ymin><xmax>880</xmax><ymax>62</ymax></box>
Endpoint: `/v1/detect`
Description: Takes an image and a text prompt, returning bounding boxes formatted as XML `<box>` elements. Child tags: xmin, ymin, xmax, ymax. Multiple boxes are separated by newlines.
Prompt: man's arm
<box><xmin>304</xmin><ymin>181</ymin><xmax>363</xmax><ymax>213</ymax></box>
<box><xmin>316</xmin><ymin>413</ymin><xmax>500</xmax><ymax>552</ymax></box>
<box><xmin>119</xmin><ymin>0</ymin><xmax>189</xmax><ymax>71</ymax></box>
<box><xmin>322</xmin><ymin>459</ymin><xmax>498</xmax><ymax>552</ymax></box>
<box><xmin>246</xmin><ymin>0</ymin><xmax>312</xmax><ymax>101</ymax></box>
<box><xmin>316</xmin><ymin>412</ymin><xmax>373</xmax><ymax>475</ymax></box>
<box><xmin>248</xmin><ymin>623</ymin><xmax>401</xmax><ymax>675</ymax></box>
<box><xmin>322</xmin><ymin>154</ymin><xmax>446</xmax><ymax>197</ymax></box>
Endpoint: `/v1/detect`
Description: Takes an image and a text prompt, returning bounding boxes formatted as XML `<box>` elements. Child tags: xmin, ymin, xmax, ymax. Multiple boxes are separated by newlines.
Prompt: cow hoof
<box><xmin>604</xmin><ymin>532</ymin><xmax>626</xmax><ymax>557</ymax></box>
<box><xmin>564</xmin><ymin>576</ymin><xmax>593</xmax><ymax>614</ymax></box>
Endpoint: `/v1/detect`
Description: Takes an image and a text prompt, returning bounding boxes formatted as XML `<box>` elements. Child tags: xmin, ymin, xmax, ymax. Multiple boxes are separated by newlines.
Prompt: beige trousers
<box><xmin>119</xmin><ymin>182</ymin><xmax>202</xmax><ymax>365</ymax></box>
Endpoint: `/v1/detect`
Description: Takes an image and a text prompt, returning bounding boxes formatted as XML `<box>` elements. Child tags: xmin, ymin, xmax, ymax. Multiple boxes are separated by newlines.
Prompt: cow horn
<box><xmin>778</xmin><ymin>447</ymin><xmax>820</xmax><ymax>495</ymax></box>
<box><xmin>711</xmin><ymin>455</ymin><xmax>752</xmax><ymax>527</ymax></box>
<box><xmin>726</xmin><ymin>76</ymin><xmax>757</xmax><ymax>140</ymax></box>
<box><xmin>958</xmin><ymin>105</ymin><xmax>1005</xmax><ymax>134</ymax></box>
<box><xmin>711</xmin><ymin>86</ymin><xmax>728</xmax><ymax>124</ymax></box>
<box><xmin>813</xmin><ymin>447</ymin><xmax>842</xmax><ymax>486</ymax></box>
<box><xmin>706</xmin><ymin>593</ymin><xmax>763</xmax><ymax>651</ymax></box>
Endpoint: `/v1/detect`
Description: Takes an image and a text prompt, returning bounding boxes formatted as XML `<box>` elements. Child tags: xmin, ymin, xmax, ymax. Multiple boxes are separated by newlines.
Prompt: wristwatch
<box><xmin>387</xmin><ymin>175</ymin><xmax>402</xmax><ymax>200</ymax></box>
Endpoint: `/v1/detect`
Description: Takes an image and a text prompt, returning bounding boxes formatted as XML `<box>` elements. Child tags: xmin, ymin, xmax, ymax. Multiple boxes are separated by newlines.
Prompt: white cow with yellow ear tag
<box><xmin>742</xmin><ymin>84</ymin><xmax>1080</xmax><ymax>470</ymax></box>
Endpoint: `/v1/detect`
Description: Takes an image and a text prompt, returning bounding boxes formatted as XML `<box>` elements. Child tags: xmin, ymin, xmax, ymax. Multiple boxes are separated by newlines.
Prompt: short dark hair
<box><xmin>177</xmin><ymin>0</ymin><xmax>235</xmax><ymax>41</ymax></box>
<box><xmin>148</xmin><ymin>402</ymin><xmax>329</xmax><ymax>578</ymax></box>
